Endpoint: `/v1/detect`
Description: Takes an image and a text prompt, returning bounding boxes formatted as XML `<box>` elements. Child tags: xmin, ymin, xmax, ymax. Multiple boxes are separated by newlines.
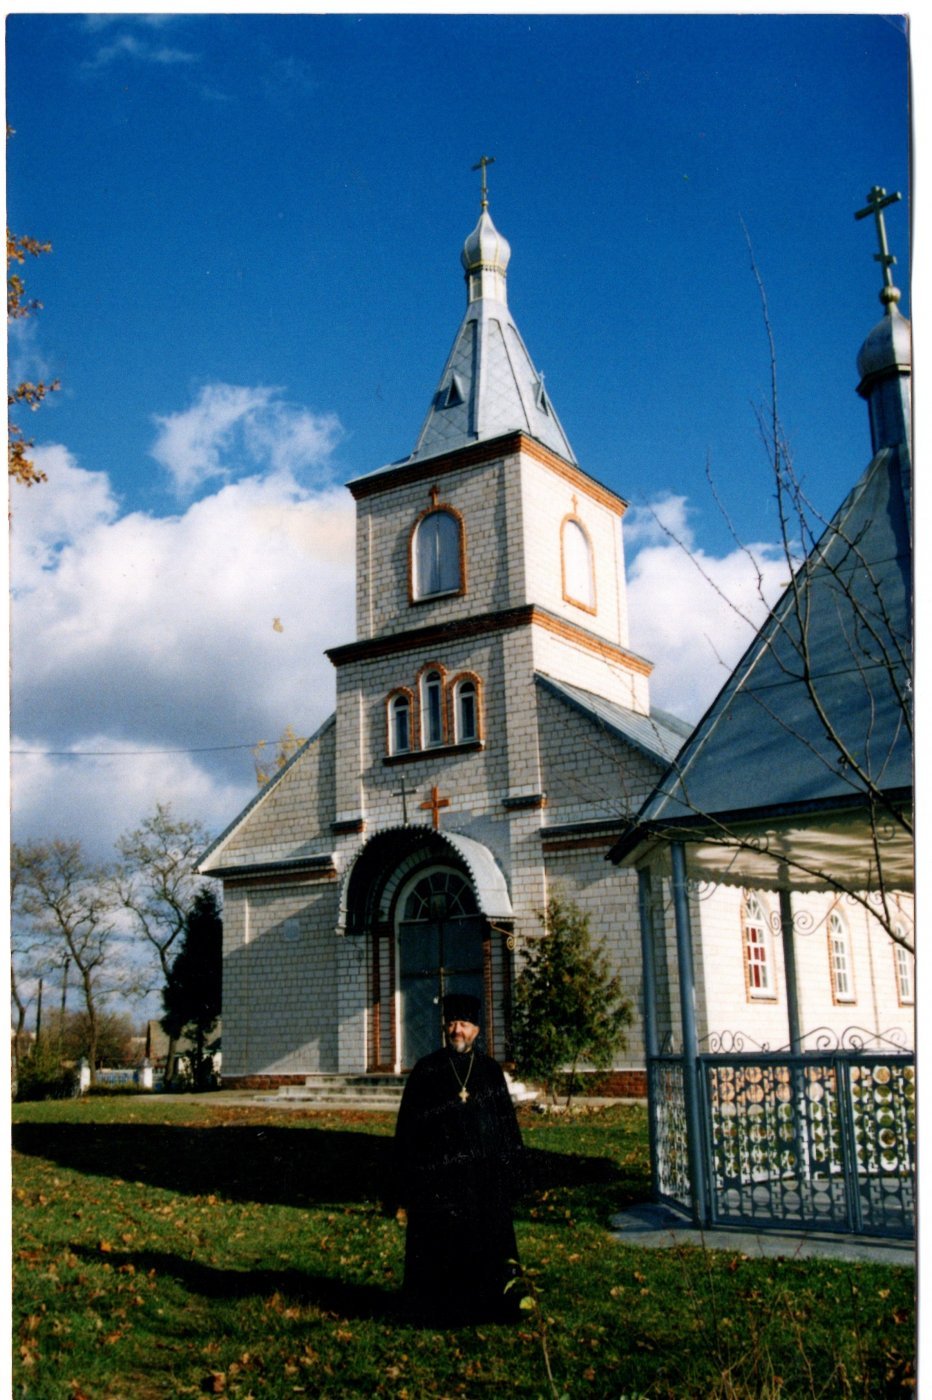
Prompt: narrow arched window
<box><xmin>828</xmin><ymin>912</ymin><xmax>855</xmax><ymax>1003</ymax></box>
<box><xmin>742</xmin><ymin>893</ymin><xmax>775</xmax><ymax>998</ymax></box>
<box><xmin>893</xmin><ymin>933</ymin><xmax>914</xmax><ymax>1005</ymax></box>
<box><xmin>414</xmin><ymin>509</ymin><xmax>462</xmax><ymax>599</ymax></box>
<box><xmin>562</xmin><ymin>517</ymin><xmax>595</xmax><ymax>611</ymax></box>
<box><xmin>422</xmin><ymin>670</ymin><xmax>444</xmax><ymax>747</ymax></box>
<box><xmin>455</xmin><ymin>678</ymin><xmax>478</xmax><ymax>743</ymax></box>
<box><xmin>388</xmin><ymin>693</ymin><xmax>412</xmax><ymax>755</ymax></box>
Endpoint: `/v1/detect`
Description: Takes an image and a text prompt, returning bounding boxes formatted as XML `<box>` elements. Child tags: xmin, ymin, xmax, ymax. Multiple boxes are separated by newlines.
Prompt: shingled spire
<box><xmin>409</xmin><ymin>168</ymin><xmax>576</xmax><ymax>465</ymax></box>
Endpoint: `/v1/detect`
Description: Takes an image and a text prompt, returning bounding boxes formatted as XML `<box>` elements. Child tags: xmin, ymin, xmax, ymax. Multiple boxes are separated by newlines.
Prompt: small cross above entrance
<box><xmin>420</xmin><ymin>784</ymin><xmax>451</xmax><ymax>830</ymax></box>
<box><xmin>429</xmin><ymin>484</ymin><xmax>441</xmax><ymax>508</ymax></box>
<box><xmin>393</xmin><ymin>774</ymin><xmax>410</xmax><ymax>824</ymax></box>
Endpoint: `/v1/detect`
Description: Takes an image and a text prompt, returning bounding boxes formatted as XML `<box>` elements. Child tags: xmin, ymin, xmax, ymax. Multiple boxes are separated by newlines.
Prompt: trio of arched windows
<box><xmin>387</xmin><ymin>667</ymin><xmax>482</xmax><ymax>757</ymax></box>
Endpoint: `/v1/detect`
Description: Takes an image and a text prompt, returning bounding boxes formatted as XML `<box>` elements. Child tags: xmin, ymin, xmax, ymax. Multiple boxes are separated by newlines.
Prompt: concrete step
<box><xmin>273</xmin><ymin>1074</ymin><xmax>406</xmax><ymax>1108</ymax></box>
<box><xmin>269</xmin><ymin>1071</ymin><xmax>538</xmax><ymax>1109</ymax></box>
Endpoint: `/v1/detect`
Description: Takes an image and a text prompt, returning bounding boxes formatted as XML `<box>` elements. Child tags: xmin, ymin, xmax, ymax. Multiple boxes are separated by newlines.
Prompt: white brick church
<box><xmin>200</xmin><ymin>190</ymin><xmax>913</xmax><ymax>1091</ymax></box>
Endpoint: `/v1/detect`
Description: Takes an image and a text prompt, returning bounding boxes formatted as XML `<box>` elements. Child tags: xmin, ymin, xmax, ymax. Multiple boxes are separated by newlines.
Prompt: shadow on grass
<box><xmin>13</xmin><ymin>1120</ymin><xmax>627</xmax><ymax>1213</ymax></box>
<box><xmin>70</xmin><ymin>1242</ymin><xmax>399</xmax><ymax>1320</ymax></box>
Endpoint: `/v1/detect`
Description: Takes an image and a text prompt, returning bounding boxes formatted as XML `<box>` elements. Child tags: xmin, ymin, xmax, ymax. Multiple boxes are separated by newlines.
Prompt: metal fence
<box><xmin>650</xmin><ymin>1050</ymin><xmax>915</xmax><ymax>1238</ymax></box>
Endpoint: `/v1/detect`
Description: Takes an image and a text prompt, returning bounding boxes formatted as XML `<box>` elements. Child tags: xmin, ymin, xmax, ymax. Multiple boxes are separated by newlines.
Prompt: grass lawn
<box><xmin>12</xmin><ymin>1097</ymin><xmax>915</xmax><ymax>1399</ymax></box>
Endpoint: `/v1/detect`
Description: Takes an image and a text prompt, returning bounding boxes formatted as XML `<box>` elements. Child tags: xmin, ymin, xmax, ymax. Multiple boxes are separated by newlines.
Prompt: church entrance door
<box><xmin>396</xmin><ymin>866</ymin><xmax>485</xmax><ymax>1070</ymax></box>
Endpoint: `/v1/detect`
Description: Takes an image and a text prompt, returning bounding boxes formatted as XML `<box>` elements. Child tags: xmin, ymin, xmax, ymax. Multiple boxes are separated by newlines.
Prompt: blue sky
<box><xmin>7</xmin><ymin>11</ymin><xmax>912</xmax><ymax>870</ymax></box>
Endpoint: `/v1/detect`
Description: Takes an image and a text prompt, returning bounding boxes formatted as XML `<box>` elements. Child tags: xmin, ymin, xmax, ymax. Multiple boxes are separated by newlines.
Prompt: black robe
<box><xmin>387</xmin><ymin>1046</ymin><xmax>526</xmax><ymax>1323</ymax></box>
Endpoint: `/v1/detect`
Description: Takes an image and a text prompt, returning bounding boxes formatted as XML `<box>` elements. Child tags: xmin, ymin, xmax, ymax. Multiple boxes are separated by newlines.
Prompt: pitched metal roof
<box><xmin>197</xmin><ymin>714</ymin><xmax>335</xmax><ymax>874</ymax></box>
<box><xmin>610</xmin><ymin>439</ymin><xmax>913</xmax><ymax>889</ymax></box>
<box><xmin>535</xmin><ymin>673</ymin><xmax>691</xmax><ymax>765</ymax></box>
<box><xmin>633</xmin><ymin>443</ymin><xmax>911</xmax><ymax>826</ymax></box>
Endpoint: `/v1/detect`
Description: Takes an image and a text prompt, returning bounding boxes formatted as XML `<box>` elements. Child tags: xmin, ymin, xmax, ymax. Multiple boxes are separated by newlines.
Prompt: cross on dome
<box><xmin>472</xmin><ymin>154</ymin><xmax>495</xmax><ymax>211</ymax></box>
<box><xmin>855</xmin><ymin>186</ymin><xmax>903</xmax><ymax>307</ymax></box>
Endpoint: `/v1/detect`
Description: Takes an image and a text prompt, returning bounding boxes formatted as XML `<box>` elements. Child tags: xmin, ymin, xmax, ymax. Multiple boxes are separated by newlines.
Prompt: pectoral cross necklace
<box><xmin>449</xmin><ymin>1053</ymin><xmax>475</xmax><ymax>1104</ymax></box>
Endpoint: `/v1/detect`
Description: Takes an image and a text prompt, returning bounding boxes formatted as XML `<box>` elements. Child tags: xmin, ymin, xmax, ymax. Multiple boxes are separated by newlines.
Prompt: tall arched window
<box><xmin>742</xmin><ymin>893</ymin><xmax>775</xmax><ymax>998</ymax></box>
<box><xmin>562</xmin><ymin>516</ymin><xmax>595</xmax><ymax>611</ymax></box>
<box><xmin>422</xmin><ymin>670</ymin><xmax>444</xmax><ymax>747</ymax></box>
<box><xmin>388</xmin><ymin>692</ymin><xmax>412</xmax><ymax>755</ymax></box>
<box><xmin>454</xmin><ymin>677</ymin><xmax>478</xmax><ymax>743</ymax></box>
<box><xmin>413</xmin><ymin>509</ymin><xmax>462</xmax><ymax>599</ymax></box>
<box><xmin>828</xmin><ymin>911</ymin><xmax>855</xmax><ymax>1003</ymax></box>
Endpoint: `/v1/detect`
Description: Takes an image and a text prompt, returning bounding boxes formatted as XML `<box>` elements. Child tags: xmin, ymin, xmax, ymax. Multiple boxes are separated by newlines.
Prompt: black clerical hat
<box><xmin>442</xmin><ymin>993</ymin><xmax>481</xmax><ymax>1025</ymax></box>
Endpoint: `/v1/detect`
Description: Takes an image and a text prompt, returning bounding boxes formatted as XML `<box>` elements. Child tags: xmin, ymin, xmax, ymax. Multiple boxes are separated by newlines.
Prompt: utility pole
<box><xmin>59</xmin><ymin>956</ymin><xmax>70</xmax><ymax>1055</ymax></box>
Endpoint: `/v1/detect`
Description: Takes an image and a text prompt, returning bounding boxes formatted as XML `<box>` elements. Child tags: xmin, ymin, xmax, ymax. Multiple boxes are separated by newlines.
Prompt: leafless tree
<box><xmin>12</xmin><ymin>840</ymin><xmax>126</xmax><ymax>1083</ymax></box>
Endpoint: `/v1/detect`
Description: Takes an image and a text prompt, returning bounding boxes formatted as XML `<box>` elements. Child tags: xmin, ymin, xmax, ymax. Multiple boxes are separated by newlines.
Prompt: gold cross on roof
<box><xmin>855</xmin><ymin>186</ymin><xmax>902</xmax><ymax>296</ymax></box>
<box><xmin>472</xmin><ymin>154</ymin><xmax>495</xmax><ymax>210</ymax></box>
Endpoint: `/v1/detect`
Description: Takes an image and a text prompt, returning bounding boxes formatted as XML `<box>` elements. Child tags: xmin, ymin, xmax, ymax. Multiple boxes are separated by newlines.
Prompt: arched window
<box><xmin>562</xmin><ymin>516</ymin><xmax>595</xmax><ymax>611</ymax></box>
<box><xmin>454</xmin><ymin>677</ymin><xmax>478</xmax><ymax>744</ymax></box>
<box><xmin>387</xmin><ymin>692</ymin><xmax>412</xmax><ymax>755</ymax></box>
<box><xmin>422</xmin><ymin>670</ymin><xmax>444</xmax><ymax>748</ymax></box>
<box><xmin>828</xmin><ymin>912</ymin><xmax>855</xmax><ymax>1003</ymax></box>
<box><xmin>742</xmin><ymin>893</ymin><xmax>775</xmax><ymax>998</ymax></box>
<box><xmin>413</xmin><ymin>509</ymin><xmax>462</xmax><ymax>599</ymax></box>
<box><xmin>893</xmin><ymin>929</ymin><xmax>914</xmax><ymax>1005</ymax></box>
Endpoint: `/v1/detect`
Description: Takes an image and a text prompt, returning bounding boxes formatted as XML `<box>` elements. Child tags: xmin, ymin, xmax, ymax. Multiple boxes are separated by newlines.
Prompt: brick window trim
<box><xmin>560</xmin><ymin>512</ymin><xmax>598</xmax><ymax>616</ymax></box>
<box><xmin>408</xmin><ymin>499</ymin><xmax>468</xmax><ymax>605</ymax></box>
<box><xmin>893</xmin><ymin>939</ymin><xmax>915</xmax><ymax>1006</ymax></box>
<box><xmin>742</xmin><ymin>893</ymin><xmax>779</xmax><ymax>1003</ymax></box>
<box><xmin>827</xmin><ymin>910</ymin><xmax>857</xmax><ymax>1005</ymax></box>
<box><xmin>384</xmin><ymin>664</ymin><xmax>484</xmax><ymax>760</ymax></box>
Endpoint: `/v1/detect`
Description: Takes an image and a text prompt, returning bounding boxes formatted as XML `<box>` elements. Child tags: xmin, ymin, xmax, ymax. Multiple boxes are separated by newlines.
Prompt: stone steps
<box><xmin>263</xmin><ymin>1071</ymin><xmax>538</xmax><ymax>1111</ymax></box>
<box><xmin>272</xmin><ymin>1074</ymin><xmax>406</xmax><ymax>1111</ymax></box>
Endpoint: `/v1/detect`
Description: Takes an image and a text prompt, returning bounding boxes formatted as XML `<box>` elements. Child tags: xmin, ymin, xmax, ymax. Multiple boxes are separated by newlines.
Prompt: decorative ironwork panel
<box><xmin>844</xmin><ymin>1057</ymin><xmax>916</xmax><ymax>1235</ymax></box>
<box><xmin>698</xmin><ymin>1052</ymin><xmax>914</xmax><ymax>1238</ymax></box>
<box><xmin>649</xmin><ymin>1057</ymin><xmax>691</xmax><ymax>1211</ymax></box>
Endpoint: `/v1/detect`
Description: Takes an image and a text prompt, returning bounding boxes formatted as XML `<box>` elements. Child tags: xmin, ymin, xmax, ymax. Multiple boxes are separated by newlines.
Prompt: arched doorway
<box><xmin>396</xmin><ymin>865</ymin><xmax>485</xmax><ymax>1068</ymax></box>
<box><xmin>338</xmin><ymin>825</ymin><xmax>514</xmax><ymax>1072</ymax></box>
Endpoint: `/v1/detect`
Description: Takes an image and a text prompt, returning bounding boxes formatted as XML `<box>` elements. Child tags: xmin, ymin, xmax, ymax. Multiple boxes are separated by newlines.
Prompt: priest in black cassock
<box><xmin>385</xmin><ymin>993</ymin><xmax>527</xmax><ymax>1324</ymax></box>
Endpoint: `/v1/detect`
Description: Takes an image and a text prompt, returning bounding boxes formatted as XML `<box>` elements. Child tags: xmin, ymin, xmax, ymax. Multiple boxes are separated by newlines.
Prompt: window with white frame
<box><xmin>562</xmin><ymin>517</ymin><xmax>595</xmax><ymax>611</ymax></box>
<box><xmin>388</xmin><ymin>692</ymin><xmax>412</xmax><ymax>755</ymax></box>
<box><xmin>742</xmin><ymin>893</ymin><xmax>775</xmax><ymax>998</ymax></box>
<box><xmin>828</xmin><ymin>912</ymin><xmax>856</xmax><ymax>1003</ymax></box>
<box><xmin>422</xmin><ymin>670</ymin><xmax>444</xmax><ymax>747</ymax></box>
<box><xmin>893</xmin><ymin>934</ymin><xmax>914</xmax><ymax>1005</ymax></box>
<box><xmin>414</xmin><ymin>509</ymin><xmax>462</xmax><ymax>599</ymax></box>
<box><xmin>454</xmin><ymin>677</ymin><xmax>478</xmax><ymax>743</ymax></box>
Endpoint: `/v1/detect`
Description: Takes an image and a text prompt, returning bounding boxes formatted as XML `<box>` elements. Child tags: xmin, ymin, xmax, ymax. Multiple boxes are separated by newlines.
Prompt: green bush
<box><xmin>14</xmin><ymin>1047</ymin><xmax>78</xmax><ymax>1102</ymax></box>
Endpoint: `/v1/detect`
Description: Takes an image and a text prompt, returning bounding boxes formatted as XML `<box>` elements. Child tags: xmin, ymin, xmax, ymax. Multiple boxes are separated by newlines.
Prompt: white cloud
<box><xmin>83</xmin><ymin>31</ymin><xmax>197</xmax><ymax>69</ymax></box>
<box><xmin>150</xmin><ymin>383</ymin><xmax>342</xmax><ymax>496</ymax></box>
<box><xmin>626</xmin><ymin>497</ymin><xmax>789</xmax><ymax>723</ymax></box>
<box><xmin>10</xmin><ymin>738</ymin><xmax>247</xmax><ymax>867</ymax></box>
<box><xmin>10</xmin><ymin>407</ymin><xmax>355</xmax><ymax>863</ymax></box>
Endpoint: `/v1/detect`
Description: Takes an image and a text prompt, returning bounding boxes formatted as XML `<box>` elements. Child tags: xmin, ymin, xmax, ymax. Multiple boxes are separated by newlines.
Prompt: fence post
<box><xmin>638</xmin><ymin>867</ymin><xmax>661</xmax><ymax>1200</ymax></box>
<box><xmin>778</xmin><ymin>888</ymin><xmax>802</xmax><ymax>1053</ymax></box>
<box><xmin>670</xmin><ymin>841</ymin><xmax>708</xmax><ymax>1226</ymax></box>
